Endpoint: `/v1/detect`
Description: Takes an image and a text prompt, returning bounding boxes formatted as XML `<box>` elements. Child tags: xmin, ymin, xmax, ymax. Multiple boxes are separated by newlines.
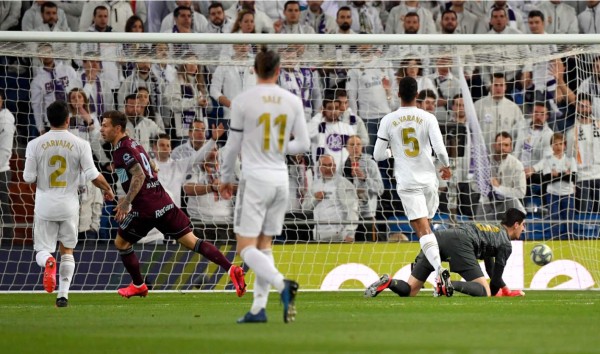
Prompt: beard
<box><xmin>405</xmin><ymin>28</ymin><xmax>418</xmax><ymax>34</ymax></box>
<box><xmin>339</xmin><ymin>22</ymin><xmax>351</xmax><ymax>31</ymax></box>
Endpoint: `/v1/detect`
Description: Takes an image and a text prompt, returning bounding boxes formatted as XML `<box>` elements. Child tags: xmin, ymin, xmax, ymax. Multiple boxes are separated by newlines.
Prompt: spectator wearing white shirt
<box><xmin>22</xmin><ymin>0</ymin><xmax>70</xmax><ymax>31</ymax></box>
<box><xmin>150</xmin><ymin>43</ymin><xmax>178</xmax><ymax>85</ymax></box>
<box><xmin>78</xmin><ymin>0</ymin><xmax>134</xmax><ymax>32</ymax></box>
<box><xmin>210</xmin><ymin>44</ymin><xmax>257</xmax><ymax>120</ymax></box>
<box><xmin>274</xmin><ymin>1</ymin><xmax>315</xmax><ymax>34</ymax></box>
<box><xmin>160</xmin><ymin>0</ymin><xmax>208</xmax><ymax>33</ymax></box>
<box><xmin>301</xmin><ymin>0</ymin><xmax>337</xmax><ymax>34</ymax></box>
<box><xmin>55</xmin><ymin>1</ymin><xmax>83</xmax><ymax>33</ymax></box>
<box><xmin>0</xmin><ymin>1</ymin><xmax>20</xmax><ymax>31</ymax></box>
<box><xmin>29</xmin><ymin>2</ymin><xmax>76</xmax><ymax>68</ymax></box>
<box><xmin>171</xmin><ymin>120</ymin><xmax>208</xmax><ymax>161</ymax></box>
<box><xmin>576</xmin><ymin>56</ymin><xmax>600</xmax><ymax>119</ymax></box>
<box><xmin>578</xmin><ymin>0</ymin><xmax>600</xmax><ymax>34</ymax></box>
<box><xmin>123</xmin><ymin>94</ymin><xmax>164</xmax><ymax>153</ymax></box>
<box><xmin>206</xmin><ymin>2</ymin><xmax>233</xmax><ymax>33</ymax></box>
<box><xmin>437</xmin><ymin>1</ymin><xmax>485</xmax><ymax>34</ymax></box>
<box><xmin>476</xmin><ymin>132</ymin><xmax>527</xmax><ymax>221</ymax></box>
<box><xmin>164</xmin><ymin>52</ymin><xmax>209</xmax><ymax>142</ymax></box>
<box><xmin>349</xmin><ymin>0</ymin><xmax>383</xmax><ymax>34</ymax></box>
<box><xmin>335</xmin><ymin>89</ymin><xmax>369</xmax><ymax>148</ymax></box>
<box><xmin>78</xmin><ymin>54</ymin><xmax>114</xmax><ymax>118</ymax></box>
<box><xmin>255</xmin><ymin>0</ymin><xmax>286</xmax><ymax>21</ymax></box>
<box><xmin>536</xmin><ymin>0</ymin><xmax>578</xmax><ymax>35</ymax></box>
<box><xmin>487</xmin><ymin>1</ymin><xmax>526</xmax><ymax>32</ymax></box>
<box><xmin>184</xmin><ymin>148</ymin><xmax>235</xmax><ymax>241</ymax></box>
<box><xmin>307</xmin><ymin>155</ymin><xmax>359</xmax><ymax>242</ymax></box>
<box><xmin>162</xmin><ymin>6</ymin><xmax>203</xmax><ymax>57</ymax></box>
<box><xmin>0</xmin><ymin>90</ymin><xmax>15</xmax><ymax>240</ymax></box>
<box><xmin>474</xmin><ymin>73</ymin><xmax>525</xmax><ymax>151</ymax></box>
<box><xmin>385</xmin><ymin>12</ymin><xmax>431</xmax><ymax>70</ymax></box>
<box><xmin>308</xmin><ymin>97</ymin><xmax>355</xmax><ymax>170</ymax></box>
<box><xmin>429</xmin><ymin>56</ymin><xmax>461</xmax><ymax>112</ymax></box>
<box><xmin>80</xmin><ymin>5</ymin><xmax>122</xmax><ymax>92</ymax></box>
<box><xmin>386</xmin><ymin>1</ymin><xmax>436</xmax><ymax>34</ymax></box>
<box><xmin>226</xmin><ymin>1</ymin><xmax>274</xmax><ymax>33</ymax></box>
<box><xmin>30</xmin><ymin>43</ymin><xmax>81</xmax><ymax>134</ymax></box>
<box><xmin>341</xmin><ymin>136</ymin><xmax>383</xmax><ymax>241</ymax></box>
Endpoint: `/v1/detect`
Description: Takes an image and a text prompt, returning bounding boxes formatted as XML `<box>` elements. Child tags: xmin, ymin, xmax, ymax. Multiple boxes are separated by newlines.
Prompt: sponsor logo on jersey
<box><xmin>123</xmin><ymin>153</ymin><xmax>133</xmax><ymax>164</ymax></box>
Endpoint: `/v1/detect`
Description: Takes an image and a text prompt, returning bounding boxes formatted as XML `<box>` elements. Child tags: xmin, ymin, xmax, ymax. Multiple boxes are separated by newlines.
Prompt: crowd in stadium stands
<box><xmin>1</xmin><ymin>0</ymin><xmax>600</xmax><ymax>243</ymax></box>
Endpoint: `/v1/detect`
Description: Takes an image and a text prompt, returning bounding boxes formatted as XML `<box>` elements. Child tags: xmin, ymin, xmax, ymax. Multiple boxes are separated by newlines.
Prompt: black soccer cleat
<box><xmin>281</xmin><ymin>279</ymin><xmax>299</xmax><ymax>323</ymax></box>
<box><xmin>55</xmin><ymin>297</ymin><xmax>68</xmax><ymax>308</ymax></box>
<box><xmin>237</xmin><ymin>308</ymin><xmax>268</xmax><ymax>324</ymax></box>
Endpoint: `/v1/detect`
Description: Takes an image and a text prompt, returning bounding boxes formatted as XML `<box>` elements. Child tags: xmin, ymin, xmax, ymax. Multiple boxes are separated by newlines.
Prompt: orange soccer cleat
<box><xmin>229</xmin><ymin>265</ymin><xmax>247</xmax><ymax>297</ymax></box>
<box><xmin>117</xmin><ymin>283</ymin><xmax>148</xmax><ymax>298</ymax></box>
<box><xmin>43</xmin><ymin>256</ymin><xmax>57</xmax><ymax>293</ymax></box>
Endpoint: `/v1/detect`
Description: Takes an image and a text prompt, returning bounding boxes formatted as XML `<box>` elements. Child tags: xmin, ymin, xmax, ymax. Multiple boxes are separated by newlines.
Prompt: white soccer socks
<box><xmin>57</xmin><ymin>254</ymin><xmax>75</xmax><ymax>299</ymax></box>
<box><xmin>250</xmin><ymin>249</ymin><xmax>275</xmax><ymax>315</ymax></box>
<box><xmin>240</xmin><ymin>246</ymin><xmax>285</xmax><ymax>293</ymax></box>
<box><xmin>35</xmin><ymin>250</ymin><xmax>52</xmax><ymax>268</ymax></box>
<box><xmin>419</xmin><ymin>233</ymin><xmax>442</xmax><ymax>273</ymax></box>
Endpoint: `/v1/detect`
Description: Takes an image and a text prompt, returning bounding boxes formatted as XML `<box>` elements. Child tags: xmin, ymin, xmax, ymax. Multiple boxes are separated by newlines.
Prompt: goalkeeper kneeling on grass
<box><xmin>365</xmin><ymin>208</ymin><xmax>526</xmax><ymax>298</ymax></box>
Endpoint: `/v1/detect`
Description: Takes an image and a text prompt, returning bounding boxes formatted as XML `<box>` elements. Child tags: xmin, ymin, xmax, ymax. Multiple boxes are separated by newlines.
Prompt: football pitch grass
<box><xmin>0</xmin><ymin>291</ymin><xmax>598</xmax><ymax>354</ymax></box>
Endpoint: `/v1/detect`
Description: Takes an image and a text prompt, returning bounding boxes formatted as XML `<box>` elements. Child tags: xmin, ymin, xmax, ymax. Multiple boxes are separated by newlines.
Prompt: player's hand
<box><xmin>211</xmin><ymin>123</ymin><xmax>225</xmax><ymax>141</ymax></box>
<box><xmin>219</xmin><ymin>182</ymin><xmax>234</xmax><ymax>200</ymax></box>
<box><xmin>439</xmin><ymin>166</ymin><xmax>452</xmax><ymax>180</ymax></box>
<box><xmin>114</xmin><ymin>198</ymin><xmax>131</xmax><ymax>222</ymax></box>
<box><xmin>103</xmin><ymin>189</ymin><xmax>115</xmax><ymax>202</ymax></box>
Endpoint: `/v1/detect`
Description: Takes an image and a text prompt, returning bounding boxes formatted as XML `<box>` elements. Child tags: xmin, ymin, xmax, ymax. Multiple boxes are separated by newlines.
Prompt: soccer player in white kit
<box><xmin>220</xmin><ymin>46</ymin><xmax>310</xmax><ymax>323</ymax></box>
<box><xmin>372</xmin><ymin>76</ymin><xmax>454</xmax><ymax>296</ymax></box>
<box><xmin>23</xmin><ymin>101</ymin><xmax>114</xmax><ymax>307</ymax></box>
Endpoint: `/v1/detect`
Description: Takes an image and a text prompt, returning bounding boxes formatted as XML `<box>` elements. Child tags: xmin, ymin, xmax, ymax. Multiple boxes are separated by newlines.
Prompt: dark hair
<box><xmin>495</xmin><ymin>131</ymin><xmax>512</xmax><ymax>142</ymax></box>
<box><xmin>254</xmin><ymin>46</ymin><xmax>280</xmax><ymax>79</ymax></box>
<box><xmin>125</xmin><ymin>15</ymin><xmax>144</xmax><ymax>32</ymax></box>
<box><xmin>232</xmin><ymin>9</ymin><xmax>255</xmax><ymax>33</ymax></box>
<box><xmin>174</xmin><ymin>6</ymin><xmax>192</xmax><ymax>18</ymax></box>
<box><xmin>41</xmin><ymin>1</ymin><xmax>58</xmax><ymax>13</ymax></box>
<box><xmin>157</xmin><ymin>133</ymin><xmax>171</xmax><ymax>141</ymax></box>
<box><xmin>337</xmin><ymin>6</ymin><xmax>351</xmax><ymax>18</ymax></box>
<box><xmin>551</xmin><ymin>132</ymin><xmax>565</xmax><ymax>144</ymax></box>
<box><xmin>102</xmin><ymin>110</ymin><xmax>127</xmax><ymax>132</ymax></box>
<box><xmin>501</xmin><ymin>208</ymin><xmax>526</xmax><ymax>227</ymax></box>
<box><xmin>47</xmin><ymin>100</ymin><xmax>69</xmax><ymax>128</ymax></box>
<box><xmin>417</xmin><ymin>89</ymin><xmax>437</xmax><ymax>102</ymax></box>
<box><xmin>398</xmin><ymin>57</ymin><xmax>424</xmax><ymax>78</ymax></box>
<box><xmin>404</xmin><ymin>12</ymin><xmax>419</xmax><ymax>20</ymax></box>
<box><xmin>124</xmin><ymin>93</ymin><xmax>137</xmax><ymax>104</ymax></box>
<box><xmin>398</xmin><ymin>77</ymin><xmax>418</xmax><ymax>103</ymax></box>
<box><xmin>491</xmin><ymin>6</ymin><xmax>507</xmax><ymax>18</ymax></box>
<box><xmin>335</xmin><ymin>88</ymin><xmax>348</xmax><ymax>99</ymax></box>
<box><xmin>492</xmin><ymin>72</ymin><xmax>505</xmax><ymax>80</ymax></box>
<box><xmin>322</xmin><ymin>91</ymin><xmax>336</xmax><ymax>107</ymax></box>
<box><xmin>284</xmin><ymin>1</ymin><xmax>300</xmax><ymax>11</ymax></box>
<box><xmin>208</xmin><ymin>2</ymin><xmax>224</xmax><ymax>12</ymax></box>
<box><xmin>441</xmin><ymin>9</ymin><xmax>457</xmax><ymax>20</ymax></box>
<box><xmin>450</xmin><ymin>93</ymin><xmax>463</xmax><ymax>108</ymax></box>
<box><xmin>0</xmin><ymin>89</ymin><xmax>5</xmax><ymax>101</ymax></box>
<box><xmin>533</xmin><ymin>101</ymin><xmax>548</xmax><ymax>110</ymax></box>
<box><xmin>93</xmin><ymin>5</ymin><xmax>108</xmax><ymax>17</ymax></box>
<box><xmin>528</xmin><ymin>9</ymin><xmax>544</xmax><ymax>21</ymax></box>
<box><xmin>577</xmin><ymin>92</ymin><xmax>593</xmax><ymax>103</ymax></box>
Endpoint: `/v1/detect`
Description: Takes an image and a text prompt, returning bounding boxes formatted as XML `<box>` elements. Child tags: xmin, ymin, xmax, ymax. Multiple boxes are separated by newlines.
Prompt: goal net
<box><xmin>0</xmin><ymin>33</ymin><xmax>598</xmax><ymax>292</ymax></box>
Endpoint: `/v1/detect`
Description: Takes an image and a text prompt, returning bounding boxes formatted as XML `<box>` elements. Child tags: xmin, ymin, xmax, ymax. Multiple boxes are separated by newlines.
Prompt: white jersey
<box><xmin>222</xmin><ymin>84</ymin><xmax>309</xmax><ymax>184</ymax></box>
<box><xmin>23</xmin><ymin>130</ymin><xmax>100</xmax><ymax>221</ymax></box>
<box><xmin>376</xmin><ymin>106</ymin><xmax>449</xmax><ymax>190</ymax></box>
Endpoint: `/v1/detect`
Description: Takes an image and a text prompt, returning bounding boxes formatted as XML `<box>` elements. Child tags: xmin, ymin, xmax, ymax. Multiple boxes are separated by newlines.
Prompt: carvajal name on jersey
<box><xmin>262</xmin><ymin>95</ymin><xmax>281</xmax><ymax>104</ymax></box>
<box><xmin>392</xmin><ymin>115</ymin><xmax>424</xmax><ymax>126</ymax></box>
<box><xmin>41</xmin><ymin>139</ymin><xmax>74</xmax><ymax>151</ymax></box>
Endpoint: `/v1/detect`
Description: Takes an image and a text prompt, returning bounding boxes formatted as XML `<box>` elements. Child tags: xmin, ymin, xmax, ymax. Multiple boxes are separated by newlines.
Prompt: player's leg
<box><xmin>159</xmin><ymin>206</ymin><xmax>246</xmax><ymax>296</ymax></box>
<box><xmin>242</xmin><ymin>235</ymin><xmax>276</xmax><ymax>321</ymax></box>
<box><xmin>447</xmin><ymin>246</ymin><xmax>487</xmax><ymax>297</ymax></box>
<box><xmin>365</xmin><ymin>254</ymin><xmax>430</xmax><ymax>298</ymax></box>
<box><xmin>114</xmin><ymin>213</ymin><xmax>153</xmax><ymax>297</ymax></box>
<box><xmin>452</xmin><ymin>278</ymin><xmax>490</xmax><ymax>297</ymax></box>
<box><xmin>33</xmin><ymin>217</ymin><xmax>59</xmax><ymax>293</ymax></box>
<box><xmin>398</xmin><ymin>188</ymin><xmax>444</xmax><ymax>279</ymax></box>
<box><xmin>55</xmin><ymin>215</ymin><xmax>79</xmax><ymax>307</ymax></box>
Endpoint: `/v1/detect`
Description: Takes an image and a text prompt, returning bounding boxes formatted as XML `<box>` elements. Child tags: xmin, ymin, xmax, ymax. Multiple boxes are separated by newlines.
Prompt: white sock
<box><xmin>35</xmin><ymin>251</ymin><xmax>52</xmax><ymax>268</ymax></box>
<box><xmin>240</xmin><ymin>246</ymin><xmax>285</xmax><ymax>293</ymax></box>
<box><xmin>250</xmin><ymin>249</ymin><xmax>274</xmax><ymax>314</ymax></box>
<box><xmin>57</xmin><ymin>254</ymin><xmax>75</xmax><ymax>299</ymax></box>
<box><xmin>419</xmin><ymin>233</ymin><xmax>442</xmax><ymax>273</ymax></box>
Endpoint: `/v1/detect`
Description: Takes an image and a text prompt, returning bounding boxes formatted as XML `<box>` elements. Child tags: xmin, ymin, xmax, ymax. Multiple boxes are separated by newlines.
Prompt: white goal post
<box><xmin>0</xmin><ymin>32</ymin><xmax>598</xmax><ymax>292</ymax></box>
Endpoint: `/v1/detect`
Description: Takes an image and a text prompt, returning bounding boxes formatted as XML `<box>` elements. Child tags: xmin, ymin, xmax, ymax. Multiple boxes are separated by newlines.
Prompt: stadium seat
<box><xmin>524</xmin><ymin>215</ymin><xmax>551</xmax><ymax>241</ymax></box>
<box><xmin>573</xmin><ymin>213</ymin><xmax>600</xmax><ymax>239</ymax></box>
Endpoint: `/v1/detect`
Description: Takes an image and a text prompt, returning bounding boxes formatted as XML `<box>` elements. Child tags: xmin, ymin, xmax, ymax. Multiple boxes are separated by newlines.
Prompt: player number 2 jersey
<box><xmin>23</xmin><ymin>130</ymin><xmax>100</xmax><ymax>220</ymax></box>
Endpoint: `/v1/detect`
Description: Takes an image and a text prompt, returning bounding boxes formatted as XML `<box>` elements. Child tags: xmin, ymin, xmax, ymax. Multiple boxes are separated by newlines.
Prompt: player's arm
<box><xmin>287</xmin><ymin>100</ymin><xmax>310</xmax><ymax>155</ymax></box>
<box><xmin>372</xmin><ymin>117</ymin><xmax>390</xmax><ymax>161</ymax></box>
<box><xmin>220</xmin><ymin>100</ymin><xmax>243</xmax><ymax>199</ymax></box>
<box><xmin>488</xmin><ymin>245</ymin><xmax>511</xmax><ymax>296</ymax></box>
<box><xmin>114</xmin><ymin>162</ymin><xmax>146</xmax><ymax>221</ymax></box>
<box><xmin>23</xmin><ymin>143</ymin><xmax>37</xmax><ymax>183</ymax></box>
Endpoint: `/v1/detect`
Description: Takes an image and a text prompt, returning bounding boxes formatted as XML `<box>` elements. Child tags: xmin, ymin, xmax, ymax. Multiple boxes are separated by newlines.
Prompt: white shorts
<box><xmin>234</xmin><ymin>177</ymin><xmax>289</xmax><ymax>237</ymax></box>
<box><xmin>33</xmin><ymin>214</ymin><xmax>79</xmax><ymax>253</ymax></box>
<box><xmin>397</xmin><ymin>185</ymin><xmax>439</xmax><ymax>221</ymax></box>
